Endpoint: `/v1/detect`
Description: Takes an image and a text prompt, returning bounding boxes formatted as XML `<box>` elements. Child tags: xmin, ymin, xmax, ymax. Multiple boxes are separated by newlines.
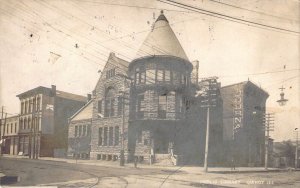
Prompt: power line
<box><xmin>74</xmin><ymin>0</ymin><xmax>192</xmax><ymax>13</ymax></box>
<box><xmin>158</xmin><ymin>0</ymin><xmax>300</xmax><ymax>35</ymax></box>
<box><xmin>218</xmin><ymin>68</ymin><xmax>300</xmax><ymax>78</ymax></box>
<box><xmin>207</xmin><ymin>0</ymin><xmax>299</xmax><ymax>22</ymax></box>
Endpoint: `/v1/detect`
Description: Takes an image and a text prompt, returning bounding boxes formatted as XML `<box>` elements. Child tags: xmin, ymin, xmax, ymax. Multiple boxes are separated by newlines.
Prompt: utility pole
<box><xmin>200</xmin><ymin>77</ymin><xmax>218</xmax><ymax>172</ymax></box>
<box><xmin>295</xmin><ymin>128</ymin><xmax>298</xmax><ymax>170</ymax></box>
<box><xmin>263</xmin><ymin>113</ymin><xmax>274</xmax><ymax>170</ymax></box>
<box><xmin>117</xmin><ymin>73</ymin><xmax>132</xmax><ymax>166</ymax></box>
<box><xmin>0</xmin><ymin>107</ymin><xmax>4</xmax><ymax>156</ymax></box>
<box><xmin>1</xmin><ymin>113</ymin><xmax>7</xmax><ymax>155</ymax></box>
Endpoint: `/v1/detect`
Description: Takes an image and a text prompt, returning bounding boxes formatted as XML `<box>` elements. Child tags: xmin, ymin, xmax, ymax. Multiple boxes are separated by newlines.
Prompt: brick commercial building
<box><xmin>0</xmin><ymin>115</ymin><xmax>19</xmax><ymax>155</ymax></box>
<box><xmin>16</xmin><ymin>85</ymin><xmax>87</xmax><ymax>157</ymax></box>
<box><xmin>220</xmin><ymin>81</ymin><xmax>269</xmax><ymax>166</ymax></box>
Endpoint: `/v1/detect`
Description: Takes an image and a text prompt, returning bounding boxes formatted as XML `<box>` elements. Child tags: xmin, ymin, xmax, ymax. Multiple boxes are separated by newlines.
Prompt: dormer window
<box><xmin>106</xmin><ymin>68</ymin><xmax>115</xmax><ymax>79</ymax></box>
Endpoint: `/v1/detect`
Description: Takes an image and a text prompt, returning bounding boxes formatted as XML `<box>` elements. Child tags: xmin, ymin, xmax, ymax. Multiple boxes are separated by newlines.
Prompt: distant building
<box><xmin>0</xmin><ymin>115</ymin><xmax>19</xmax><ymax>155</ymax></box>
<box><xmin>67</xmin><ymin>97</ymin><xmax>93</xmax><ymax>159</ymax></box>
<box><xmin>220</xmin><ymin>81</ymin><xmax>269</xmax><ymax>166</ymax></box>
<box><xmin>16</xmin><ymin>85</ymin><xmax>87</xmax><ymax>157</ymax></box>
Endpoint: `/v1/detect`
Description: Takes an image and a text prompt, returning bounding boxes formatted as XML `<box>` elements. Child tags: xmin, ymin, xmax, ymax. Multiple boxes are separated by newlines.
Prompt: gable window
<box><xmin>106</xmin><ymin>68</ymin><xmax>115</xmax><ymax>79</ymax></box>
<box><xmin>98</xmin><ymin>100</ymin><xmax>102</xmax><ymax>113</ymax></box>
<box><xmin>104</xmin><ymin>88</ymin><xmax>116</xmax><ymax>117</ymax></box>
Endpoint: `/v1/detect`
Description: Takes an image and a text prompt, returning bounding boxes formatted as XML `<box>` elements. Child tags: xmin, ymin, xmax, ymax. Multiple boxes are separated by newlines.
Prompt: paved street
<box><xmin>1</xmin><ymin>157</ymin><xmax>300</xmax><ymax>187</ymax></box>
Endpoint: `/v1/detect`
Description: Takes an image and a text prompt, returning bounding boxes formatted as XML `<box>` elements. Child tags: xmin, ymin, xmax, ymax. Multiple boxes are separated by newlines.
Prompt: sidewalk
<box><xmin>2</xmin><ymin>154</ymin><xmax>294</xmax><ymax>174</ymax></box>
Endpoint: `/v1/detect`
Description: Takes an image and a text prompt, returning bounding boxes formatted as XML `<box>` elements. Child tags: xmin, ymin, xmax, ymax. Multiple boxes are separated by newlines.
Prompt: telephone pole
<box><xmin>200</xmin><ymin>77</ymin><xmax>219</xmax><ymax>172</ymax></box>
<box><xmin>295</xmin><ymin>128</ymin><xmax>299</xmax><ymax>170</ymax></box>
<box><xmin>117</xmin><ymin>73</ymin><xmax>132</xmax><ymax>166</ymax></box>
<box><xmin>263</xmin><ymin>113</ymin><xmax>275</xmax><ymax>170</ymax></box>
<box><xmin>0</xmin><ymin>107</ymin><xmax>4</xmax><ymax>155</ymax></box>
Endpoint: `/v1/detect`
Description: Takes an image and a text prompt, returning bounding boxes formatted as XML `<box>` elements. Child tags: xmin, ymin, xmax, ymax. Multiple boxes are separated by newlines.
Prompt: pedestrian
<box><xmin>134</xmin><ymin>156</ymin><xmax>138</xmax><ymax>168</ymax></box>
<box><xmin>231</xmin><ymin>158</ymin><xmax>235</xmax><ymax>170</ymax></box>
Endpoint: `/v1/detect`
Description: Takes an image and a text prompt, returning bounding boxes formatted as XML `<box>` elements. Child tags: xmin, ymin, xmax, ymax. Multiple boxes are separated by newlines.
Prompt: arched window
<box><xmin>20</xmin><ymin>119</ymin><xmax>23</xmax><ymax>130</ymax></box>
<box><xmin>104</xmin><ymin>87</ymin><xmax>116</xmax><ymax>117</ymax></box>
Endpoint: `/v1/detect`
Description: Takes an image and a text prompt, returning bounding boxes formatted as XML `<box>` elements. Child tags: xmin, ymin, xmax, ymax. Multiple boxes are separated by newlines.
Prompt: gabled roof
<box><xmin>221</xmin><ymin>80</ymin><xmax>269</xmax><ymax>97</ymax></box>
<box><xmin>135</xmin><ymin>11</ymin><xmax>189</xmax><ymax>61</ymax></box>
<box><xmin>108</xmin><ymin>52</ymin><xmax>130</xmax><ymax>70</ymax></box>
<box><xmin>93</xmin><ymin>53</ymin><xmax>129</xmax><ymax>92</ymax></box>
<box><xmin>69</xmin><ymin>99</ymin><xmax>93</xmax><ymax>121</ymax></box>
<box><xmin>56</xmin><ymin>90</ymin><xmax>86</xmax><ymax>102</ymax></box>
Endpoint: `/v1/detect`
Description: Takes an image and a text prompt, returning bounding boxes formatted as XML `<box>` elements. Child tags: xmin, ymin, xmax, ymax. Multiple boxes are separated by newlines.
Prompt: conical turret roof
<box><xmin>135</xmin><ymin>11</ymin><xmax>189</xmax><ymax>61</ymax></box>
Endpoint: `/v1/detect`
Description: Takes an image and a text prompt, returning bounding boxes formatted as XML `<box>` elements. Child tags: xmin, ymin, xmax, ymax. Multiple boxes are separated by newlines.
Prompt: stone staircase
<box><xmin>154</xmin><ymin>154</ymin><xmax>174</xmax><ymax>166</ymax></box>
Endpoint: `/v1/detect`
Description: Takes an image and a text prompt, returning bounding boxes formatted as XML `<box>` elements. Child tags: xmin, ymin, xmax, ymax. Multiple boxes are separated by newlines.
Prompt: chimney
<box><xmin>51</xmin><ymin>85</ymin><xmax>56</xmax><ymax>96</ymax></box>
<box><xmin>87</xmin><ymin>94</ymin><xmax>92</xmax><ymax>102</ymax></box>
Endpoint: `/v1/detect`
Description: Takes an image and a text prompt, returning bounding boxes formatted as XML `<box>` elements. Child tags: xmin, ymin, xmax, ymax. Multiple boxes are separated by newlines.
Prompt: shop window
<box><xmin>109</xmin><ymin>127</ymin><xmax>113</xmax><ymax>146</ymax></box>
<box><xmin>103</xmin><ymin>127</ymin><xmax>108</xmax><ymax>146</ymax></box>
<box><xmin>87</xmin><ymin>125</ymin><xmax>91</xmax><ymax>136</ymax></box>
<box><xmin>98</xmin><ymin>128</ymin><xmax>103</xmax><ymax>145</ymax></box>
<box><xmin>114</xmin><ymin>126</ymin><xmax>119</xmax><ymax>145</ymax></box>
<box><xmin>83</xmin><ymin>125</ymin><xmax>86</xmax><ymax>136</ymax></box>
<box><xmin>74</xmin><ymin>126</ymin><xmax>78</xmax><ymax>137</ymax></box>
<box><xmin>79</xmin><ymin>125</ymin><xmax>82</xmax><ymax>137</ymax></box>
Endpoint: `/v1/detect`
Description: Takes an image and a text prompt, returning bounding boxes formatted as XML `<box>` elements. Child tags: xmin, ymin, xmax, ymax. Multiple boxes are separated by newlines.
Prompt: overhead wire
<box><xmin>158</xmin><ymin>0</ymin><xmax>300</xmax><ymax>35</ymax></box>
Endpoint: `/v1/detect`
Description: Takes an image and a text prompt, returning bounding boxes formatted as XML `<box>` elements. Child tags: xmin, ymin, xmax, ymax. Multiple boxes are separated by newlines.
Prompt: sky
<box><xmin>0</xmin><ymin>0</ymin><xmax>299</xmax><ymax>141</ymax></box>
